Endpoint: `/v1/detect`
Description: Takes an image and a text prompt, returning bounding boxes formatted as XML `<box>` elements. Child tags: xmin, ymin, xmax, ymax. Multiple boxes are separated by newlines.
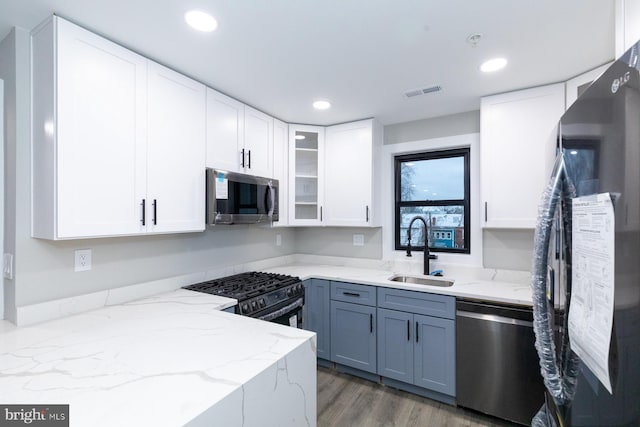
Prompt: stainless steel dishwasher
<box><xmin>456</xmin><ymin>299</ymin><xmax>545</xmax><ymax>425</ymax></box>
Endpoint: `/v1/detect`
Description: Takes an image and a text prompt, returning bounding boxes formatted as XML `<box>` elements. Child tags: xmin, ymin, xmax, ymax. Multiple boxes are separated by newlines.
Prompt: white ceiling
<box><xmin>0</xmin><ymin>0</ymin><xmax>615</xmax><ymax>126</ymax></box>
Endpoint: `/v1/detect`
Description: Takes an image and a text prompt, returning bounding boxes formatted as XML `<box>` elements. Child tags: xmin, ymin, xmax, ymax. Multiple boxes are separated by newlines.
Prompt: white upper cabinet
<box><xmin>272</xmin><ymin>119</ymin><xmax>289</xmax><ymax>226</ymax></box>
<box><xmin>32</xmin><ymin>16</ymin><xmax>205</xmax><ymax>239</ymax></box>
<box><xmin>206</xmin><ymin>89</ymin><xmax>274</xmax><ymax>177</ymax></box>
<box><xmin>147</xmin><ymin>62</ymin><xmax>206</xmax><ymax>234</ymax></box>
<box><xmin>616</xmin><ymin>0</ymin><xmax>640</xmax><ymax>57</ymax></box>
<box><xmin>205</xmin><ymin>88</ymin><xmax>245</xmax><ymax>172</ymax></box>
<box><xmin>480</xmin><ymin>83</ymin><xmax>565</xmax><ymax>229</ymax></box>
<box><xmin>289</xmin><ymin>125</ymin><xmax>325</xmax><ymax>225</ymax></box>
<box><xmin>324</xmin><ymin>119</ymin><xmax>381</xmax><ymax>227</ymax></box>
<box><xmin>33</xmin><ymin>16</ymin><xmax>148</xmax><ymax>239</ymax></box>
<box><xmin>243</xmin><ymin>106</ymin><xmax>274</xmax><ymax>177</ymax></box>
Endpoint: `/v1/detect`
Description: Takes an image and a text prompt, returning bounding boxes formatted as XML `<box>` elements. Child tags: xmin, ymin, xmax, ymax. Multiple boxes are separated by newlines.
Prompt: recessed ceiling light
<box><xmin>295</xmin><ymin>135</ymin><xmax>306</xmax><ymax>140</ymax></box>
<box><xmin>313</xmin><ymin>100</ymin><xmax>331</xmax><ymax>110</ymax></box>
<box><xmin>570</xmin><ymin>150</ymin><xmax>578</xmax><ymax>155</ymax></box>
<box><xmin>185</xmin><ymin>10</ymin><xmax>218</xmax><ymax>32</ymax></box>
<box><xmin>480</xmin><ymin>57</ymin><xmax>507</xmax><ymax>73</ymax></box>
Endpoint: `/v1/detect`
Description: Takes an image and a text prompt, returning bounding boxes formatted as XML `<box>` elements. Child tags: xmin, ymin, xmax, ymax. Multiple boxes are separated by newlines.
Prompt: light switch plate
<box><xmin>74</xmin><ymin>249</ymin><xmax>92</xmax><ymax>272</ymax></box>
<box><xmin>353</xmin><ymin>234</ymin><xmax>365</xmax><ymax>246</ymax></box>
<box><xmin>276</xmin><ymin>234</ymin><xmax>282</xmax><ymax>246</ymax></box>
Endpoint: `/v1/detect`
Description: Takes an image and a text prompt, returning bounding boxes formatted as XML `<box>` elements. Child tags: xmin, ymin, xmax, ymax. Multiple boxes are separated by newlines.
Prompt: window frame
<box><xmin>394</xmin><ymin>148</ymin><xmax>471</xmax><ymax>254</ymax></box>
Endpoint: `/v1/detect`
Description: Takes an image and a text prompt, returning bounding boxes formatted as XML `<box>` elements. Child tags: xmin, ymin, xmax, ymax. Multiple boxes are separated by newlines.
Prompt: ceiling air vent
<box><xmin>403</xmin><ymin>85</ymin><xmax>442</xmax><ymax>99</ymax></box>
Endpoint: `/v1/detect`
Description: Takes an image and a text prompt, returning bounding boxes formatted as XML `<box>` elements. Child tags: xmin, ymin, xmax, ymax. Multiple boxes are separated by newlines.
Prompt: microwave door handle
<box><xmin>266</xmin><ymin>183</ymin><xmax>275</xmax><ymax>217</ymax></box>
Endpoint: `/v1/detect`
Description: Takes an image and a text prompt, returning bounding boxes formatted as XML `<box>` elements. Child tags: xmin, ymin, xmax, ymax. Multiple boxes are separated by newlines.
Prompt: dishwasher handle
<box><xmin>457</xmin><ymin>310</ymin><xmax>533</xmax><ymax>328</ymax></box>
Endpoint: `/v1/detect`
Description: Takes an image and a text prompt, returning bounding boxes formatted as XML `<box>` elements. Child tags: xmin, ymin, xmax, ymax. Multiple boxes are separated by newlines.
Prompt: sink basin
<box><xmin>388</xmin><ymin>275</ymin><xmax>454</xmax><ymax>287</ymax></box>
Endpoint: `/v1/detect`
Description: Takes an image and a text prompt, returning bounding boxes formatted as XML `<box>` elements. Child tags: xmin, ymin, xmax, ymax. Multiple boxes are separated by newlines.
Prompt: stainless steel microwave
<box><xmin>206</xmin><ymin>168</ymin><xmax>279</xmax><ymax>225</ymax></box>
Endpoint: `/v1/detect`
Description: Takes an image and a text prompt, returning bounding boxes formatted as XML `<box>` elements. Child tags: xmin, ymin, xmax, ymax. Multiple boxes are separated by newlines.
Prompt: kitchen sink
<box><xmin>388</xmin><ymin>275</ymin><xmax>454</xmax><ymax>287</ymax></box>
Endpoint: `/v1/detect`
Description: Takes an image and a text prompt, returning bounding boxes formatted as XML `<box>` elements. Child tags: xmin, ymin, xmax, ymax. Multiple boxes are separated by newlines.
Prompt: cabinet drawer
<box><xmin>377</xmin><ymin>288</ymin><xmax>455</xmax><ymax>319</ymax></box>
<box><xmin>331</xmin><ymin>281</ymin><xmax>376</xmax><ymax>306</ymax></box>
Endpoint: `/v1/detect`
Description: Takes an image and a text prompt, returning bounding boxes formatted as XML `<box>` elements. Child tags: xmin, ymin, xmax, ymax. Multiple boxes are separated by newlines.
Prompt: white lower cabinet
<box><xmin>32</xmin><ymin>16</ymin><xmax>205</xmax><ymax>239</ymax></box>
<box><xmin>480</xmin><ymin>83</ymin><xmax>565</xmax><ymax>229</ymax></box>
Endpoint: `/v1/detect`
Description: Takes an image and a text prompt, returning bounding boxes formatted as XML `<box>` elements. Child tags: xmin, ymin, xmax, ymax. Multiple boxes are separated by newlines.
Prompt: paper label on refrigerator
<box><xmin>216</xmin><ymin>174</ymin><xmax>228</xmax><ymax>200</ymax></box>
<box><xmin>569</xmin><ymin>192</ymin><xmax>615</xmax><ymax>394</ymax></box>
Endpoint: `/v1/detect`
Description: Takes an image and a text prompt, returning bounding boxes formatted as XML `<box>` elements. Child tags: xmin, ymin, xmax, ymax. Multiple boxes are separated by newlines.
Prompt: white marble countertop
<box><xmin>263</xmin><ymin>264</ymin><xmax>533</xmax><ymax>306</ymax></box>
<box><xmin>0</xmin><ymin>289</ymin><xmax>315</xmax><ymax>426</ymax></box>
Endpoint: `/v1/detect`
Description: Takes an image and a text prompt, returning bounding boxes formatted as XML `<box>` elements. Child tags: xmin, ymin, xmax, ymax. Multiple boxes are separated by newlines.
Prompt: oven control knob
<box><xmin>286</xmin><ymin>287</ymin><xmax>293</xmax><ymax>297</ymax></box>
<box><xmin>297</xmin><ymin>284</ymin><xmax>303</xmax><ymax>293</ymax></box>
<box><xmin>242</xmin><ymin>303</ymin><xmax>249</xmax><ymax>313</ymax></box>
<box><xmin>251</xmin><ymin>300</ymin><xmax>258</xmax><ymax>311</ymax></box>
<box><xmin>259</xmin><ymin>298</ymin><xmax>266</xmax><ymax>308</ymax></box>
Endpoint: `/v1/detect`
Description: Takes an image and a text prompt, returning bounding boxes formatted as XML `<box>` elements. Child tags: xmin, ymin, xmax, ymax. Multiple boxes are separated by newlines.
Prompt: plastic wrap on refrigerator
<box><xmin>530</xmin><ymin>154</ymin><xmax>580</xmax><ymax>424</ymax></box>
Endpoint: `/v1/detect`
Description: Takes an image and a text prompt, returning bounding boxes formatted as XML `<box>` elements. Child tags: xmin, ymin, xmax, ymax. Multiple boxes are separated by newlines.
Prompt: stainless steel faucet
<box><xmin>406</xmin><ymin>215</ymin><xmax>435</xmax><ymax>275</ymax></box>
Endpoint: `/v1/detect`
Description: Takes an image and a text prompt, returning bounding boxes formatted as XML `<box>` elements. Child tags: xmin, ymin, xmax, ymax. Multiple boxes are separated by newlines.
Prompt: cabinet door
<box><xmin>330</xmin><ymin>300</ymin><xmax>376</xmax><ymax>373</ymax></box>
<box><xmin>244</xmin><ymin>106</ymin><xmax>273</xmax><ymax>177</ymax></box>
<box><xmin>289</xmin><ymin>125</ymin><xmax>325</xmax><ymax>225</ymax></box>
<box><xmin>272</xmin><ymin>119</ymin><xmax>288</xmax><ymax>226</ymax></box>
<box><xmin>480</xmin><ymin>83</ymin><xmax>565</xmax><ymax>228</ymax></box>
<box><xmin>147</xmin><ymin>62</ymin><xmax>206</xmax><ymax>233</ymax></box>
<box><xmin>324</xmin><ymin>120</ymin><xmax>373</xmax><ymax>226</ymax></box>
<box><xmin>205</xmin><ymin>88</ymin><xmax>244</xmax><ymax>173</ymax></box>
<box><xmin>377</xmin><ymin>308</ymin><xmax>414</xmax><ymax>383</ymax></box>
<box><xmin>303</xmin><ymin>279</ymin><xmax>331</xmax><ymax>360</ymax></box>
<box><xmin>54</xmin><ymin>17</ymin><xmax>148</xmax><ymax>238</ymax></box>
<box><xmin>414</xmin><ymin>314</ymin><xmax>455</xmax><ymax>396</ymax></box>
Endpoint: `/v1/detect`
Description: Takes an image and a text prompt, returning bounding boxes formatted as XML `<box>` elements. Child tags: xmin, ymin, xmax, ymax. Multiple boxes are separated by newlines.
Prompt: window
<box><xmin>395</xmin><ymin>148</ymin><xmax>470</xmax><ymax>253</ymax></box>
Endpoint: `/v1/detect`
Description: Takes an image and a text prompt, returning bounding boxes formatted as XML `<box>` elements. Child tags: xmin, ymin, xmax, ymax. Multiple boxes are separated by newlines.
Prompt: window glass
<box><xmin>395</xmin><ymin>149</ymin><xmax>470</xmax><ymax>254</ymax></box>
<box><xmin>400</xmin><ymin>157</ymin><xmax>464</xmax><ymax>201</ymax></box>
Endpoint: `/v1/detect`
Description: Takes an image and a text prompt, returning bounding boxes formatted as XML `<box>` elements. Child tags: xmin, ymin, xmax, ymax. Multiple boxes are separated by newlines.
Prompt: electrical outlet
<box><xmin>3</xmin><ymin>253</ymin><xmax>14</xmax><ymax>280</ymax></box>
<box><xmin>74</xmin><ymin>249</ymin><xmax>92</xmax><ymax>272</ymax></box>
<box><xmin>353</xmin><ymin>234</ymin><xmax>365</xmax><ymax>246</ymax></box>
<box><xmin>276</xmin><ymin>234</ymin><xmax>282</xmax><ymax>246</ymax></box>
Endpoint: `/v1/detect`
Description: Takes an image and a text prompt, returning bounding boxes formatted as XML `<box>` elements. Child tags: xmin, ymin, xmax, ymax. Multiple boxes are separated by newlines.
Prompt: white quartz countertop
<box><xmin>0</xmin><ymin>289</ymin><xmax>315</xmax><ymax>426</ymax></box>
<box><xmin>263</xmin><ymin>264</ymin><xmax>534</xmax><ymax>306</ymax></box>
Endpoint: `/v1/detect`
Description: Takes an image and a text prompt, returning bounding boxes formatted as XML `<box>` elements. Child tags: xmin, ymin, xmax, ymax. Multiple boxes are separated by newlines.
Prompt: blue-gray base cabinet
<box><xmin>330</xmin><ymin>281</ymin><xmax>377</xmax><ymax>374</ymax></box>
<box><xmin>377</xmin><ymin>287</ymin><xmax>456</xmax><ymax>399</ymax></box>
<box><xmin>303</xmin><ymin>279</ymin><xmax>331</xmax><ymax>361</ymax></box>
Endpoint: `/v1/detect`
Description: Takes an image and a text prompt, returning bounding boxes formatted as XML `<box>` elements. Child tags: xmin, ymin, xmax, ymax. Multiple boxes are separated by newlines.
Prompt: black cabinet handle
<box><xmin>247</xmin><ymin>149</ymin><xmax>251</xmax><ymax>168</ymax></box>
<box><xmin>241</xmin><ymin>148</ymin><xmax>245</xmax><ymax>168</ymax></box>
<box><xmin>366</xmin><ymin>205</ymin><xmax>369</xmax><ymax>222</ymax></box>
<box><xmin>141</xmin><ymin>199</ymin><xmax>146</xmax><ymax>225</ymax></box>
<box><xmin>415</xmin><ymin>321</ymin><xmax>419</xmax><ymax>343</ymax></box>
<box><xmin>484</xmin><ymin>201</ymin><xmax>488</xmax><ymax>222</ymax></box>
<box><xmin>320</xmin><ymin>206</ymin><xmax>323</xmax><ymax>221</ymax></box>
<box><xmin>152</xmin><ymin>199</ymin><xmax>157</xmax><ymax>225</ymax></box>
<box><xmin>343</xmin><ymin>292</ymin><xmax>360</xmax><ymax>297</ymax></box>
<box><xmin>407</xmin><ymin>319</ymin><xmax>410</xmax><ymax>341</ymax></box>
<box><xmin>370</xmin><ymin>313</ymin><xmax>373</xmax><ymax>333</ymax></box>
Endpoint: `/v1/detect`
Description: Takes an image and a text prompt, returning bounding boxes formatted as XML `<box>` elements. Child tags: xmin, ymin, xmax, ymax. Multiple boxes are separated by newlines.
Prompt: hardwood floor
<box><xmin>317</xmin><ymin>367</ymin><xmax>516</xmax><ymax>427</ymax></box>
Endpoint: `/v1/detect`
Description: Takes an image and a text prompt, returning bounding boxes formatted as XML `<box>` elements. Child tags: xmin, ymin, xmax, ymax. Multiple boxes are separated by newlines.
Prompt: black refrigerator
<box><xmin>531</xmin><ymin>42</ymin><xmax>640</xmax><ymax>426</ymax></box>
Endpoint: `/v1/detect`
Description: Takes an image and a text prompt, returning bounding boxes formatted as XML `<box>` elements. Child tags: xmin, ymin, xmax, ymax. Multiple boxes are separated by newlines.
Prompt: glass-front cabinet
<box><xmin>288</xmin><ymin>125</ymin><xmax>324</xmax><ymax>225</ymax></box>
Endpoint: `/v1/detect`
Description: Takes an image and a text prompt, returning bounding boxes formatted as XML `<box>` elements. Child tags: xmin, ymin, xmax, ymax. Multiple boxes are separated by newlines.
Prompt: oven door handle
<box><xmin>256</xmin><ymin>298</ymin><xmax>304</xmax><ymax>322</ymax></box>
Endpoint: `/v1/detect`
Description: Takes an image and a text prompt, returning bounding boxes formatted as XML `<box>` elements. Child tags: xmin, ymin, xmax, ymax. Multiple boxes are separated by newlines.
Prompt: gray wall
<box><xmin>1</xmin><ymin>28</ymin><xmax>297</xmax><ymax>316</ymax></box>
<box><xmin>384</xmin><ymin>110</ymin><xmax>480</xmax><ymax>145</ymax></box>
<box><xmin>1</xmin><ymin>29</ymin><xmax>535</xmax><ymax>319</ymax></box>
<box><xmin>383</xmin><ymin>110</ymin><xmax>536</xmax><ymax>272</ymax></box>
<box><xmin>295</xmin><ymin>227</ymin><xmax>382</xmax><ymax>259</ymax></box>
<box><xmin>0</xmin><ymin>28</ymin><xmax>24</xmax><ymax>321</ymax></box>
<box><xmin>482</xmin><ymin>229</ymin><xmax>535</xmax><ymax>271</ymax></box>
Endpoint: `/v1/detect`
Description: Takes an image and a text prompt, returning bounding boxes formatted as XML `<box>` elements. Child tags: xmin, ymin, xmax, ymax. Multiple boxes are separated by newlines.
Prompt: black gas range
<box><xmin>183</xmin><ymin>272</ymin><xmax>304</xmax><ymax>327</ymax></box>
